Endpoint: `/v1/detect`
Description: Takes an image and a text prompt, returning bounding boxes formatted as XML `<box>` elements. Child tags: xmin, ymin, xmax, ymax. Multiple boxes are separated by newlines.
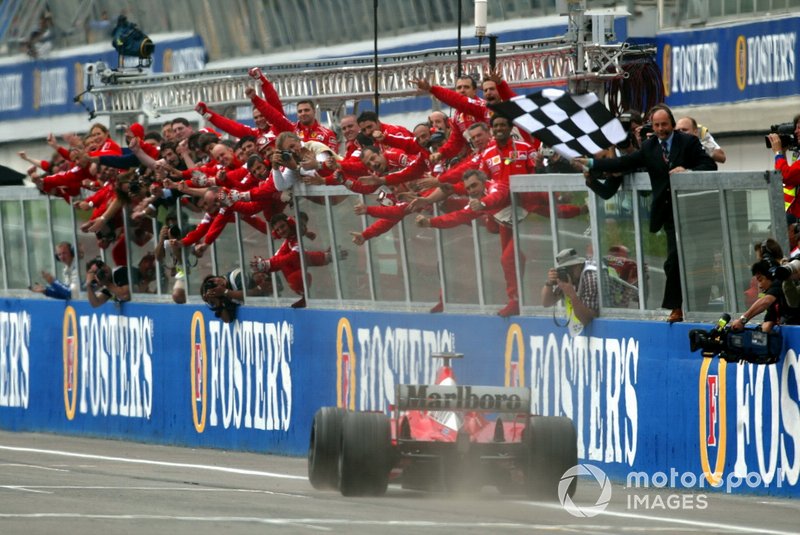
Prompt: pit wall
<box><xmin>0</xmin><ymin>298</ymin><xmax>798</xmax><ymax>497</ymax></box>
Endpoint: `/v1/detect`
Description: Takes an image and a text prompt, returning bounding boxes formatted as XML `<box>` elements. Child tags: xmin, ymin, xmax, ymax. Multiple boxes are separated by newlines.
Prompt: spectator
<box><xmin>201</xmin><ymin>267</ymin><xmax>267</xmax><ymax>323</ymax></box>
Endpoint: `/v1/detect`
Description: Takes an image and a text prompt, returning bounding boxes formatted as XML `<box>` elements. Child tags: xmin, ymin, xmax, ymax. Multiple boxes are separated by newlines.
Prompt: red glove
<box><xmin>195</xmin><ymin>101</ymin><xmax>210</xmax><ymax>119</ymax></box>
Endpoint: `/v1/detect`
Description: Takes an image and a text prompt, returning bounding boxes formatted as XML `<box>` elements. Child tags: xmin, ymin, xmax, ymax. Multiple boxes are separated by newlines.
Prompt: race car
<box><xmin>308</xmin><ymin>352</ymin><xmax>578</xmax><ymax>498</ymax></box>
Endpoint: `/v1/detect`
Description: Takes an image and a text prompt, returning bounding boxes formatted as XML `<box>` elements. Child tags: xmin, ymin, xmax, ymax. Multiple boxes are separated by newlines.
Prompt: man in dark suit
<box><xmin>574</xmin><ymin>104</ymin><xmax>717</xmax><ymax>323</ymax></box>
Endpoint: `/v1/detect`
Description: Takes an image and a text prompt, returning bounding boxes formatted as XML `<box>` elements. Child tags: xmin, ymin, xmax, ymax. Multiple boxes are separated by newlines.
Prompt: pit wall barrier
<box><xmin>0</xmin><ymin>298</ymin><xmax>798</xmax><ymax>497</ymax></box>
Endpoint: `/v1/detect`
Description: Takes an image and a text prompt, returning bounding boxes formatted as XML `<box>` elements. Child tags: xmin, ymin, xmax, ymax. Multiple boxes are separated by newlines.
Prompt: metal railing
<box><xmin>1</xmin><ymin>169</ymin><xmax>785</xmax><ymax>323</ymax></box>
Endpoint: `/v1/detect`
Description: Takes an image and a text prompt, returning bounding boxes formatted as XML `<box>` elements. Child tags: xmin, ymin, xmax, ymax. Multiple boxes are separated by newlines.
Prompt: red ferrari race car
<box><xmin>308</xmin><ymin>353</ymin><xmax>578</xmax><ymax>498</ymax></box>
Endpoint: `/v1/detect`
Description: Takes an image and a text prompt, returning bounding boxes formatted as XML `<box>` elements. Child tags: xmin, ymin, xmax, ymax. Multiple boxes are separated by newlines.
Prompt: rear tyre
<box><xmin>524</xmin><ymin>416</ymin><xmax>578</xmax><ymax>501</ymax></box>
<box><xmin>308</xmin><ymin>407</ymin><xmax>346</xmax><ymax>490</ymax></box>
<box><xmin>338</xmin><ymin>412</ymin><xmax>392</xmax><ymax>496</ymax></box>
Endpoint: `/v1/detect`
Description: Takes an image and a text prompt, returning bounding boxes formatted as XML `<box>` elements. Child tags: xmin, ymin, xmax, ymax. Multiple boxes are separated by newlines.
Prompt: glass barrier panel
<box><xmin>595</xmin><ymin>190</ymin><xmax>640</xmax><ymax>309</ymax></box>
<box><xmin>553</xmin><ymin>189</ymin><xmax>592</xmax><ymax>271</ymax></box>
<box><xmin>128</xmin><ymin>211</ymin><xmax>158</xmax><ymax>295</ymax></box>
<box><xmin>74</xmin><ymin>206</ymin><xmax>104</xmax><ymax>271</ymax></box>
<box><xmin>180</xmin><ymin>202</ymin><xmax>215</xmax><ymax>301</ymax></box>
<box><xmin>295</xmin><ymin>197</ymin><xmax>336</xmax><ymax>300</ymax></box>
<box><xmin>329</xmin><ymin>194</ymin><xmax>371</xmax><ymax>301</ymax></box>
<box><xmin>725</xmin><ymin>188</ymin><xmax>772</xmax><ymax>314</ymax></box>
<box><xmin>403</xmin><ymin>217</ymin><xmax>440</xmax><ymax>304</ymax></box>
<box><xmin>675</xmin><ymin>189</ymin><xmax>725</xmax><ymax>313</ymax></box>
<box><xmin>439</xmin><ymin>216</ymin><xmax>479</xmax><ymax>305</ymax></box>
<box><xmin>515</xmin><ymin>194</ymin><xmax>555</xmax><ymax>306</ymax></box>
<box><xmin>477</xmin><ymin>222</ymin><xmax>508</xmax><ymax>307</ymax></box>
<box><xmin>2</xmin><ymin>201</ymin><xmax>27</xmax><ymax>289</ymax></box>
<box><xmin>637</xmin><ymin>191</ymin><xmax>667</xmax><ymax>310</ymax></box>
<box><xmin>238</xmin><ymin>212</ymin><xmax>276</xmax><ymax>302</ymax></box>
<box><xmin>355</xmin><ymin>192</ymin><xmax>405</xmax><ymax>303</ymax></box>
<box><xmin>24</xmin><ymin>200</ymin><xmax>53</xmax><ymax>288</ymax></box>
<box><xmin>211</xmin><ymin>214</ymin><xmax>245</xmax><ymax>285</ymax></box>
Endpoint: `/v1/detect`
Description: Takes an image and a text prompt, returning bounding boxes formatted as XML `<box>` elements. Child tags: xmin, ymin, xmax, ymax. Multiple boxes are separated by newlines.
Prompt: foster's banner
<box><xmin>0</xmin><ymin>298</ymin><xmax>798</xmax><ymax>497</ymax></box>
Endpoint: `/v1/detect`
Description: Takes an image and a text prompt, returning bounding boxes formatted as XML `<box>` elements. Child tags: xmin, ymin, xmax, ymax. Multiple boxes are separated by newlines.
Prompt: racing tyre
<box><xmin>524</xmin><ymin>416</ymin><xmax>578</xmax><ymax>501</ymax></box>
<box><xmin>308</xmin><ymin>407</ymin><xmax>346</xmax><ymax>490</ymax></box>
<box><xmin>338</xmin><ymin>412</ymin><xmax>392</xmax><ymax>496</ymax></box>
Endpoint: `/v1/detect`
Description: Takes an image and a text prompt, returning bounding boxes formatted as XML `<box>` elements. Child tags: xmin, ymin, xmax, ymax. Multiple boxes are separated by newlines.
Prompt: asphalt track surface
<box><xmin>0</xmin><ymin>431</ymin><xmax>797</xmax><ymax>535</ymax></box>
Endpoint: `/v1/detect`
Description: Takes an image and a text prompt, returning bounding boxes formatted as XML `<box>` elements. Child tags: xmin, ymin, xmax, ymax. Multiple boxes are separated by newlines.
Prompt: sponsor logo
<box><xmin>560</xmin><ymin>464</ymin><xmax>611</xmax><ymax>517</ymax></box>
<box><xmin>506</xmin><ymin>330</ymin><xmax>639</xmax><ymax>466</ymax></box>
<box><xmin>34</xmin><ymin>67</ymin><xmax>68</xmax><ymax>108</ymax></box>
<box><xmin>400</xmin><ymin>385</ymin><xmax>525</xmax><ymax>411</ymax></box>
<box><xmin>504</xmin><ymin>324</ymin><xmax>525</xmax><ymax>387</ymax></box>
<box><xmin>65</xmin><ymin>312</ymin><xmax>154</xmax><ymax>419</ymax></box>
<box><xmin>668</xmin><ymin>41</ymin><xmax>719</xmax><ymax>94</ymax></box>
<box><xmin>745</xmin><ymin>32</ymin><xmax>796</xmax><ymax>87</ymax></box>
<box><xmin>337</xmin><ymin>318</ymin><xmax>356</xmax><ymax>410</ymax></box>
<box><xmin>336</xmin><ymin>318</ymin><xmax>456</xmax><ymax>412</ymax></box>
<box><xmin>0</xmin><ymin>311</ymin><xmax>30</xmax><ymax>409</ymax></box>
<box><xmin>0</xmin><ymin>73</ymin><xmax>23</xmax><ymax>112</ymax></box>
<box><xmin>699</xmin><ymin>358</ymin><xmax>726</xmax><ymax>485</ymax></box>
<box><xmin>202</xmin><ymin>319</ymin><xmax>293</xmax><ymax>431</ymax></box>
<box><xmin>63</xmin><ymin>306</ymin><xmax>78</xmax><ymax>419</ymax></box>
<box><xmin>698</xmin><ymin>351</ymin><xmax>800</xmax><ymax>488</ymax></box>
<box><xmin>735</xmin><ymin>35</ymin><xmax>747</xmax><ymax>91</ymax></box>
<box><xmin>190</xmin><ymin>311</ymin><xmax>207</xmax><ymax>432</ymax></box>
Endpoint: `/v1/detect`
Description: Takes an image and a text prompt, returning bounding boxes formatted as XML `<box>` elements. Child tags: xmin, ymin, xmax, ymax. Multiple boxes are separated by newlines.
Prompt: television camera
<box><xmin>764</xmin><ymin>122</ymin><xmax>798</xmax><ymax>151</ymax></box>
<box><xmin>688</xmin><ymin>313</ymin><xmax>783</xmax><ymax>365</ymax></box>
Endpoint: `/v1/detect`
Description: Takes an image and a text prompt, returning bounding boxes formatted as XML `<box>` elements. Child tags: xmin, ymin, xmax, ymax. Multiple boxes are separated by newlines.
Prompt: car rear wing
<box><xmin>395</xmin><ymin>384</ymin><xmax>531</xmax><ymax>413</ymax></box>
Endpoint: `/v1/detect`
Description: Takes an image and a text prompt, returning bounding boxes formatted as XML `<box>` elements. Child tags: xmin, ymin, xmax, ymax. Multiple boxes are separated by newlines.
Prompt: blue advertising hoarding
<box><xmin>0</xmin><ymin>298</ymin><xmax>798</xmax><ymax>497</ymax></box>
<box><xmin>0</xmin><ymin>34</ymin><xmax>205</xmax><ymax>121</ymax></box>
<box><xmin>647</xmin><ymin>15</ymin><xmax>799</xmax><ymax>107</ymax></box>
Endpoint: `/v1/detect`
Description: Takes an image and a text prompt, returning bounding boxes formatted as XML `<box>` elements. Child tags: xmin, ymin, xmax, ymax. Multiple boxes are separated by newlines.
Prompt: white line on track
<box><xmin>0</xmin><ymin>514</ymin><xmax>551</xmax><ymax>530</ymax></box>
<box><xmin>0</xmin><ymin>486</ymin><xmax>52</xmax><ymax>494</ymax></box>
<box><xmin>0</xmin><ymin>485</ymin><xmax>304</xmax><ymax>497</ymax></box>
<box><xmin>520</xmin><ymin>501</ymin><xmax>799</xmax><ymax>535</ymax></box>
<box><xmin>0</xmin><ymin>444</ymin><xmax>307</xmax><ymax>480</ymax></box>
<box><xmin>0</xmin><ymin>463</ymin><xmax>69</xmax><ymax>472</ymax></box>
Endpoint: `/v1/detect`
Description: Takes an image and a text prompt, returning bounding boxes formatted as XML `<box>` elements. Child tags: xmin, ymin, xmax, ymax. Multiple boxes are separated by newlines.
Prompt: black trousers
<box><xmin>661</xmin><ymin>217</ymin><xmax>682</xmax><ymax>310</ymax></box>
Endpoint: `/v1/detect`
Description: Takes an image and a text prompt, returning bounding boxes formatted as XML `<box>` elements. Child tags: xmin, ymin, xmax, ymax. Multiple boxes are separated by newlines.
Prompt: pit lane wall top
<box><xmin>0</xmin><ymin>298</ymin><xmax>798</xmax><ymax>497</ymax></box>
<box><xmin>647</xmin><ymin>15</ymin><xmax>800</xmax><ymax>106</ymax></box>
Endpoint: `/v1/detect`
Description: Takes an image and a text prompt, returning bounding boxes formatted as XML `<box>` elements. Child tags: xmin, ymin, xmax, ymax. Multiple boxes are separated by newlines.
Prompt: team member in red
<box><xmin>195</xmin><ymin>99</ymin><xmax>276</xmax><ymax>150</ymax></box>
<box><xmin>247</xmin><ymin>87</ymin><xmax>338</xmax><ymax>151</ymax></box>
<box><xmin>250</xmin><ymin>213</ymin><xmax>346</xmax><ymax>308</ymax></box>
<box><xmin>415</xmin><ymin>169</ymin><xmax>521</xmax><ymax>317</ymax></box>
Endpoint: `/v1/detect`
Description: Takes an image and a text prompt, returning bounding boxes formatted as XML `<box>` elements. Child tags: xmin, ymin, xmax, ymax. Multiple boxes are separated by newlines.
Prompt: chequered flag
<box><xmin>489</xmin><ymin>89</ymin><xmax>627</xmax><ymax>159</ymax></box>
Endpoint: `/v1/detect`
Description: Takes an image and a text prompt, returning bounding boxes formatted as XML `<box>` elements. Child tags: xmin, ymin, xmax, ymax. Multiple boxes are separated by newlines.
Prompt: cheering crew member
<box><xmin>248</xmin><ymin>86</ymin><xmax>338</xmax><ymax>151</ymax></box>
<box><xmin>250</xmin><ymin>213</ymin><xmax>347</xmax><ymax>308</ymax></box>
<box><xmin>415</xmin><ymin>169</ymin><xmax>521</xmax><ymax>317</ymax></box>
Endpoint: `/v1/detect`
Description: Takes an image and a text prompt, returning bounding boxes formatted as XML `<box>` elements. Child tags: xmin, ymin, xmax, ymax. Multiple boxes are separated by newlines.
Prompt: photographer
<box><xmin>541</xmin><ymin>248</ymin><xmax>598</xmax><ymax>334</ymax></box>
<box><xmin>730</xmin><ymin>259</ymin><xmax>800</xmax><ymax>333</ymax></box>
<box><xmin>767</xmin><ymin>114</ymin><xmax>800</xmax><ymax>217</ymax></box>
<box><xmin>85</xmin><ymin>259</ymin><xmax>134</xmax><ymax>307</ymax></box>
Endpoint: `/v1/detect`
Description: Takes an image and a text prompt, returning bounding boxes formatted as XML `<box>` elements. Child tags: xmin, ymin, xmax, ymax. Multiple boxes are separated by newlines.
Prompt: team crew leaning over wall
<box><xmin>28</xmin><ymin>62</ymin><xmax>800</xmax><ymax>329</ymax></box>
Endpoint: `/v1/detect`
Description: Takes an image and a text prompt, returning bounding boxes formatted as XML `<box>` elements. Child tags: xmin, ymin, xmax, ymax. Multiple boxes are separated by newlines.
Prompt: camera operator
<box><xmin>85</xmin><ymin>259</ymin><xmax>134</xmax><ymax>307</ymax></box>
<box><xmin>730</xmin><ymin>259</ymin><xmax>800</xmax><ymax>333</ymax></box>
<box><xmin>768</xmin><ymin>114</ymin><xmax>800</xmax><ymax>217</ymax></box>
<box><xmin>541</xmin><ymin>248</ymin><xmax>598</xmax><ymax>334</ymax></box>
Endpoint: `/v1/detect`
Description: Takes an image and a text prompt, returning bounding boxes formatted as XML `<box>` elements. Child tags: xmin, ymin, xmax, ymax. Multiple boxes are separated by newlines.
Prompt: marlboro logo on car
<box><xmin>396</xmin><ymin>384</ymin><xmax>531</xmax><ymax>412</ymax></box>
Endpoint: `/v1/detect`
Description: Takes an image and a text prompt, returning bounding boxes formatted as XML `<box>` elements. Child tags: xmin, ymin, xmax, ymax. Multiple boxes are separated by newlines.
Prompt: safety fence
<box><xmin>0</xmin><ymin>169</ymin><xmax>785</xmax><ymax>322</ymax></box>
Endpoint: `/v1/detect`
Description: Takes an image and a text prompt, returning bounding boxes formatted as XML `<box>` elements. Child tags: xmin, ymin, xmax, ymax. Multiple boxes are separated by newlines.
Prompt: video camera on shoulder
<box><xmin>765</xmin><ymin>122</ymin><xmax>798</xmax><ymax>151</ymax></box>
<box><xmin>688</xmin><ymin>313</ymin><xmax>783</xmax><ymax>365</ymax></box>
